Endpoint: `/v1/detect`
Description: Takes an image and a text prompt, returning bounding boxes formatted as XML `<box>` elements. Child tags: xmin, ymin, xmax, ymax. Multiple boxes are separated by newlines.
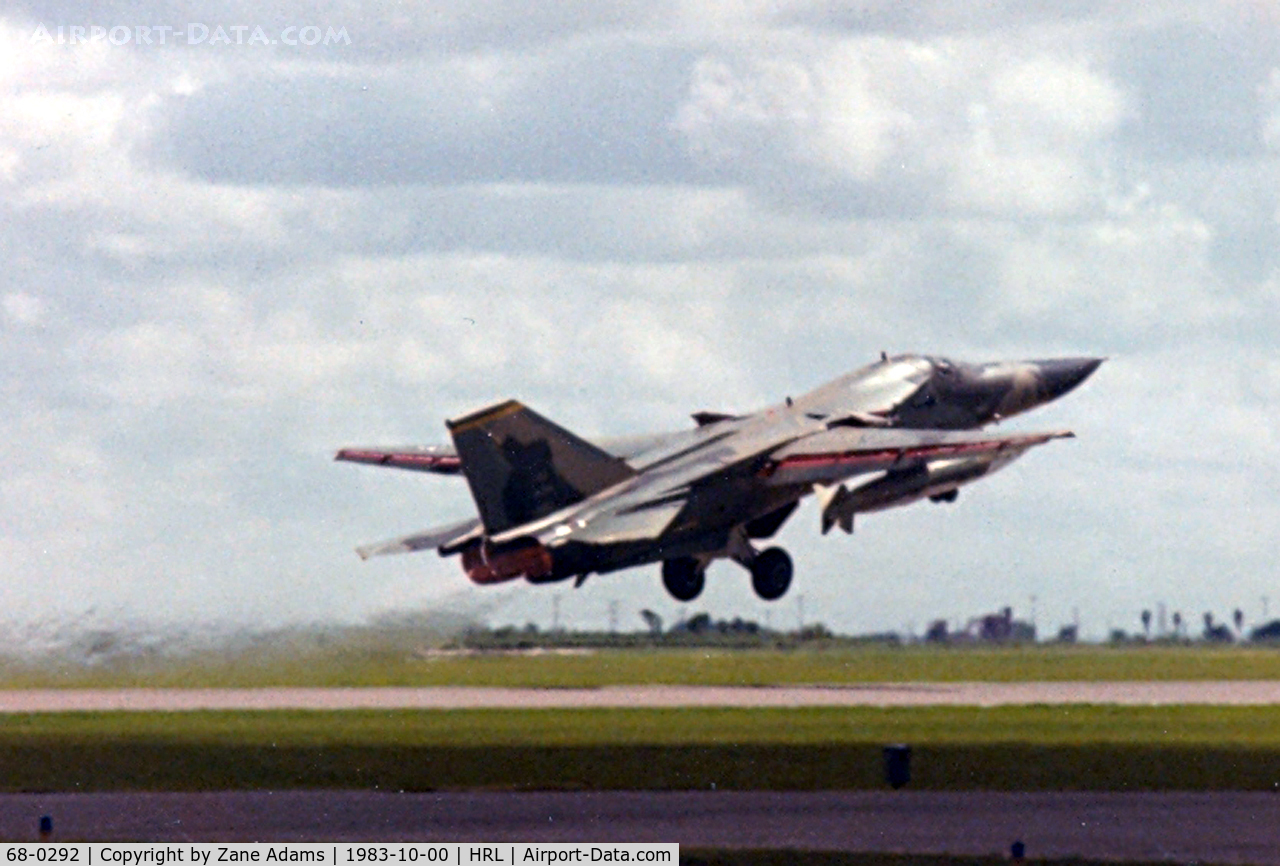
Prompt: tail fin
<box><xmin>446</xmin><ymin>400</ymin><xmax>637</xmax><ymax>534</ymax></box>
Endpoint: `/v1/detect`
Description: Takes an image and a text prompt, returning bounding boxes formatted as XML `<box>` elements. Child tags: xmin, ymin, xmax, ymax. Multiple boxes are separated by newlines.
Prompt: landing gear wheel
<box><xmin>929</xmin><ymin>489</ymin><xmax>959</xmax><ymax>503</ymax></box>
<box><xmin>662</xmin><ymin>557</ymin><xmax>705</xmax><ymax>602</ymax></box>
<box><xmin>750</xmin><ymin>547</ymin><xmax>793</xmax><ymax>601</ymax></box>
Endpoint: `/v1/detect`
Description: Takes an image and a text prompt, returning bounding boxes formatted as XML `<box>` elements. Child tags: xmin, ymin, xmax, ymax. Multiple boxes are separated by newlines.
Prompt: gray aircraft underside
<box><xmin>337</xmin><ymin>354</ymin><xmax>1101</xmax><ymax>602</ymax></box>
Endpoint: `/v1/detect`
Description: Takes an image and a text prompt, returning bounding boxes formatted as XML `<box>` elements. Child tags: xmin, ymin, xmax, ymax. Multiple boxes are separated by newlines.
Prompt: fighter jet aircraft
<box><xmin>337</xmin><ymin>354</ymin><xmax>1101</xmax><ymax>602</ymax></box>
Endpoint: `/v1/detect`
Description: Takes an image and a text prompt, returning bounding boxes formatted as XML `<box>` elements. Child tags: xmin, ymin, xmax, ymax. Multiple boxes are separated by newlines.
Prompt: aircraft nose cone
<box><xmin>1033</xmin><ymin>357</ymin><xmax>1104</xmax><ymax>401</ymax></box>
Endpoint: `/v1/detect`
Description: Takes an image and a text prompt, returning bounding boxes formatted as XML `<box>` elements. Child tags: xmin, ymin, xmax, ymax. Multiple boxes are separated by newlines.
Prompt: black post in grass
<box><xmin>882</xmin><ymin>743</ymin><xmax>911</xmax><ymax>789</ymax></box>
<box><xmin>39</xmin><ymin>815</ymin><xmax>52</xmax><ymax>840</ymax></box>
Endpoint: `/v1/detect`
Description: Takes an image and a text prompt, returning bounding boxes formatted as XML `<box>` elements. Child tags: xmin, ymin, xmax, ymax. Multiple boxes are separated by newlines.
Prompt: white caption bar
<box><xmin>0</xmin><ymin>845</ymin><xmax>678</xmax><ymax>865</ymax></box>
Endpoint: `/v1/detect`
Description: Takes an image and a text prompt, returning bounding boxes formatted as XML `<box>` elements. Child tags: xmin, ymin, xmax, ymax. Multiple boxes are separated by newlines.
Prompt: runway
<box><xmin>3</xmin><ymin>681</ymin><xmax>1280</xmax><ymax>711</ymax></box>
<box><xmin>2</xmin><ymin>790</ymin><xmax>1277</xmax><ymax>863</ymax></box>
<box><xmin>7</xmin><ymin>680</ymin><xmax>1280</xmax><ymax>711</ymax></box>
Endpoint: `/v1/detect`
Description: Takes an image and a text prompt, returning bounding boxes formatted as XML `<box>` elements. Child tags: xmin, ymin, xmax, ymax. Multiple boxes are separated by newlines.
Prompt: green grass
<box><xmin>9</xmin><ymin>705</ymin><xmax>1280</xmax><ymax>746</ymax></box>
<box><xmin>6</xmin><ymin>706</ymin><xmax>1280</xmax><ymax>792</ymax></box>
<box><xmin>5</xmin><ymin>644</ymin><xmax>1280</xmax><ymax>688</ymax></box>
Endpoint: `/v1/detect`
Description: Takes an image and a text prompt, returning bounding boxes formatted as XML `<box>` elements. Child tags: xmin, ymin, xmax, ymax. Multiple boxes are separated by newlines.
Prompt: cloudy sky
<box><xmin>2</xmin><ymin>1</ymin><xmax>1278</xmax><ymax>642</ymax></box>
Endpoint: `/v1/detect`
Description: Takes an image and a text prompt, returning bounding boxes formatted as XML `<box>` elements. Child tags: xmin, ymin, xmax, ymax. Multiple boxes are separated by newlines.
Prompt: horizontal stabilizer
<box><xmin>546</xmin><ymin>500</ymin><xmax>686</xmax><ymax>547</ymax></box>
<box><xmin>335</xmin><ymin>445</ymin><xmax>462</xmax><ymax>475</ymax></box>
<box><xmin>355</xmin><ymin>516</ymin><xmax>482</xmax><ymax>560</ymax></box>
<box><xmin>448</xmin><ymin>400</ymin><xmax>638</xmax><ymax>535</ymax></box>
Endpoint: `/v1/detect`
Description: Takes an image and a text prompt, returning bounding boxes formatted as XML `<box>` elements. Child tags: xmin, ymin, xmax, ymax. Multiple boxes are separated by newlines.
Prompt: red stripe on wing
<box><xmin>768</xmin><ymin>434</ymin><xmax>1057</xmax><ymax>474</ymax></box>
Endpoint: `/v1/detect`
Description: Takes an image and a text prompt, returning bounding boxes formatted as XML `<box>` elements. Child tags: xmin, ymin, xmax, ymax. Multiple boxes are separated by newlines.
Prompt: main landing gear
<box><xmin>662</xmin><ymin>557</ymin><xmax>705</xmax><ymax>602</ymax></box>
<box><xmin>659</xmin><ymin>541</ymin><xmax>794</xmax><ymax>602</ymax></box>
<box><xmin>748</xmin><ymin>547</ymin><xmax>793</xmax><ymax>601</ymax></box>
<box><xmin>733</xmin><ymin>527</ymin><xmax>793</xmax><ymax>601</ymax></box>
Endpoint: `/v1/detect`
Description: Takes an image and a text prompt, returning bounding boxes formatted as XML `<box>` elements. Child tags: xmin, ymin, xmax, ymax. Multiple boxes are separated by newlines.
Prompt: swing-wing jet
<box><xmin>337</xmin><ymin>354</ymin><xmax>1101</xmax><ymax>601</ymax></box>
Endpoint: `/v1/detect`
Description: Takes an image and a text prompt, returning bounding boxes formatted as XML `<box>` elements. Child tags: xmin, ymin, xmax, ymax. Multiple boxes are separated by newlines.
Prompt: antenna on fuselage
<box><xmin>880</xmin><ymin>350</ymin><xmax>888</xmax><ymax>362</ymax></box>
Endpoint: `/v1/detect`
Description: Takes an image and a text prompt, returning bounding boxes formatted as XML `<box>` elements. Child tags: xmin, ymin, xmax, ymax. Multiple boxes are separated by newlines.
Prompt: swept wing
<box><xmin>762</xmin><ymin>427</ymin><xmax>1073</xmax><ymax>486</ymax></box>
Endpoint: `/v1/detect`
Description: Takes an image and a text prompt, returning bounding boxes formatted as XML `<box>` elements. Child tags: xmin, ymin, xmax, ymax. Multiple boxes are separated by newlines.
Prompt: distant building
<box><xmin>926</xmin><ymin>607</ymin><xmax>1036</xmax><ymax>644</ymax></box>
<box><xmin>1202</xmin><ymin>613</ymin><xmax>1233</xmax><ymax>644</ymax></box>
<box><xmin>1249</xmin><ymin>620</ymin><xmax>1280</xmax><ymax>643</ymax></box>
<box><xmin>964</xmin><ymin>607</ymin><xmax>1035</xmax><ymax>643</ymax></box>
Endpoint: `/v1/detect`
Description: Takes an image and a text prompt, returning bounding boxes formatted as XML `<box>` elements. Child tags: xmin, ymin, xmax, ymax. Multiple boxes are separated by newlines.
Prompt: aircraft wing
<box><xmin>763</xmin><ymin>427</ymin><xmax>1073</xmax><ymax>487</ymax></box>
<box><xmin>354</xmin><ymin>516</ymin><xmax>482</xmax><ymax>560</ymax></box>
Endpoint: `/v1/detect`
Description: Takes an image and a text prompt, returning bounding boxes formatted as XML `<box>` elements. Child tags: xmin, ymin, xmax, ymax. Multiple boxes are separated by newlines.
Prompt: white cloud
<box><xmin>990</xmin><ymin>56</ymin><xmax>1125</xmax><ymax>139</ymax></box>
<box><xmin>1263</xmin><ymin>68</ymin><xmax>1280</xmax><ymax>150</ymax></box>
<box><xmin>673</xmin><ymin>46</ymin><xmax>911</xmax><ymax>182</ymax></box>
<box><xmin>2</xmin><ymin>292</ymin><xmax>44</xmax><ymax>326</ymax></box>
<box><xmin>88</xmin><ymin>321</ymin><xmax>207</xmax><ymax>407</ymax></box>
<box><xmin>981</xmin><ymin>201</ymin><xmax>1234</xmax><ymax>341</ymax></box>
<box><xmin>674</xmin><ymin>35</ymin><xmax>1127</xmax><ymax>218</ymax></box>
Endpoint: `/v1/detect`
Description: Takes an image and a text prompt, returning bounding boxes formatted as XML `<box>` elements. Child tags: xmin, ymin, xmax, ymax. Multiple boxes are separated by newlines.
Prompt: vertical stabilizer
<box><xmin>446</xmin><ymin>400</ymin><xmax>637</xmax><ymax>534</ymax></box>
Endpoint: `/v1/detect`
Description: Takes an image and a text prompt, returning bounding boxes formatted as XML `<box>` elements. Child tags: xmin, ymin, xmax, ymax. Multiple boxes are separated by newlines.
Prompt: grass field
<box><xmin>5</xmin><ymin>644</ymin><xmax>1280</xmax><ymax>688</ymax></box>
<box><xmin>5</xmin><ymin>643</ymin><xmax>1278</xmax><ymax>795</ymax></box>
<box><xmin>5</xmin><ymin>705</ymin><xmax>1280</xmax><ymax>792</ymax></box>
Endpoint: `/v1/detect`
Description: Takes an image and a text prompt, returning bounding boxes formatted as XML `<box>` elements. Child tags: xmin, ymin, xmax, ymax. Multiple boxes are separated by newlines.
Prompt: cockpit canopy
<box><xmin>794</xmin><ymin>353</ymin><xmax>1095</xmax><ymax>431</ymax></box>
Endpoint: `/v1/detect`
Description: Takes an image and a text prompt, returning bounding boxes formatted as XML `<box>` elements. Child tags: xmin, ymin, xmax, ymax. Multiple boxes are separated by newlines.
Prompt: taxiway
<box><xmin>2</xmin><ymin>790</ymin><xmax>1277</xmax><ymax>863</ymax></box>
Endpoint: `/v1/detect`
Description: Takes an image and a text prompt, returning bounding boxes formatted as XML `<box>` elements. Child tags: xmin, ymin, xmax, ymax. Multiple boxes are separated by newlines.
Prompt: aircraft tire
<box><xmin>929</xmin><ymin>489</ymin><xmax>959</xmax><ymax>503</ymax></box>
<box><xmin>750</xmin><ymin>547</ymin><xmax>792</xmax><ymax>601</ymax></box>
<box><xmin>661</xmin><ymin>557</ymin><xmax>705</xmax><ymax>602</ymax></box>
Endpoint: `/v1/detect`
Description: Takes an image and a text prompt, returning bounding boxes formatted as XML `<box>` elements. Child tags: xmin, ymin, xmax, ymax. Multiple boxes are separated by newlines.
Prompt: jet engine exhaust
<box><xmin>460</xmin><ymin>540</ymin><xmax>553</xmax><ymax>585</ymax></box>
